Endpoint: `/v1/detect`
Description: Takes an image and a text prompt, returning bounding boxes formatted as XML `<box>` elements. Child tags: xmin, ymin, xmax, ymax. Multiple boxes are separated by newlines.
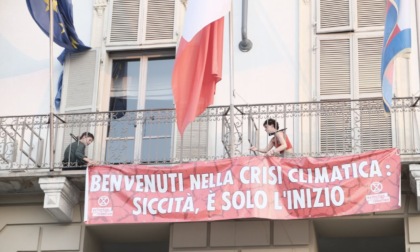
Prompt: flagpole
<box><xmin>416</xmin><ymin>0</ymin><xmax>420</xmax><ymax>83</ymax></box>
<box><xmin>49</xmin><ymin>0</ymin><xmax>55</xmax><ymax>171</ymax></box>
<box><xmin>229</xmin><ymin>0</ymin><xmax>236</xmax><ymax>157</ymax></box>
<box><xmin>413</xmin><ymin>0</ymin><xmax>420</xmax><ymax>106</ymax></box>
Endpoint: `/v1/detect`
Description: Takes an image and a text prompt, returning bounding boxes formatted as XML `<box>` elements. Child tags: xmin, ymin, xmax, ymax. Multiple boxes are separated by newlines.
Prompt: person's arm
<box><xmin>83</xmin><ymin>157</ymin><xmax>96</xmax><ymax>165</ymax></box>
<box><xmin>75</xmin><ymin>144</ymin><xmax>96</xmax><ymax>165</ymax></box>
<box><xmin>250</xmin><ymin>139</ymin><xmax>274</xmax><ymax>153</ymax></box>
<box><xmin>268</xmin><ymin>132</ymin><xmax>287</xmax><ymax>155</ymax></box>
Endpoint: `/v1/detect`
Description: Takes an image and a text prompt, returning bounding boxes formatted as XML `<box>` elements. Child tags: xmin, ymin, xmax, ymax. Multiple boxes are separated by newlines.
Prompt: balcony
<box><xmin>0</xmin><ymin>97</ymin><xmax>419</xmax><ymax>173</ymax></box>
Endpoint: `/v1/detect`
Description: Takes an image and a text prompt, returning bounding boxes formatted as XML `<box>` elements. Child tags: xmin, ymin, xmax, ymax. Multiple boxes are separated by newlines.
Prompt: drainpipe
<box><xmin>238</xmin><ymin>0</ymin><xmax>252</xmax><ymax>52</ymax></box>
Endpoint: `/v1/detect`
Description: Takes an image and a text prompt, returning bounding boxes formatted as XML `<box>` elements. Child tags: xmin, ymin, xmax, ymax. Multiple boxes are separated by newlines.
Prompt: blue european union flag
<box><xmin>26</xmin><ymin>0</ymin><xmax>91</xmax><ymax>108</ymax></box>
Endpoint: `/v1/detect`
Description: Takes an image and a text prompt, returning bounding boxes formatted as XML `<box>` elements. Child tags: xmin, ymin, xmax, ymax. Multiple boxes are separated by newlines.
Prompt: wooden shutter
<box><xmin>357</xmin><ymin>0</ymin><xmax>385</xmax><ymax>29</ymax></box>
<box><xmin>317</xmin><ymin>0</ymin><xmax>352</xmax><ymax>33</ymax></box>
<box><xmin>356</xmin><ymin>35</ymin><xmax>383</xmax><ymax>95</ymax></box>
<box><xmin>317</xmin><ymin>37</ymin><xmax>353</xmax><ymax>154</ymax></box>
<box><xmin>108</xmin><ymin>0</ymin><xmax>141</xmax><ymax>45</ymax></box>
<box><xmin>58</xmin><ymin>50</ymin><xmax>100</xmax><ymax>164</ymax></box>
<box><xmin>175</xmin><ymin>117</ymin><xmax>209</xmax><ymax>162</ymax></box>
<box><xmin>107</xmin><ymin>0</ymin><xmax>177</xmax><ymax>46</ymax></box>
<box><xmin>144</xmin><ymin>0</ymin><xmax>176</xmax><ymax>43</ymax></box>
<box><xmin>317</xmin><ymin>0</ymin><xmax>385</xmax><ymax>33</ymax></box>
<box><xmin>359</xmin><ymin>100</ymin><xmax>392</xmax><ymax>151</ymax></box>
<box><xmin>355</xmin><ymin>35</ymin><xmax>390</xmax><ymax>152</ymax></box>
<box><xmin>318</xmin><ymin>37</ymin><xmax>352</xmax><ymax>98</ymax></box>
<box><xmin>320</xmin><ymin>101</ymin><xmax>352</xmax><ymax>154</ymax></box>
<box><xmin>61</xmin><ymin>50</ymin><xmax>99</xmax><ymax>112</ymax></box>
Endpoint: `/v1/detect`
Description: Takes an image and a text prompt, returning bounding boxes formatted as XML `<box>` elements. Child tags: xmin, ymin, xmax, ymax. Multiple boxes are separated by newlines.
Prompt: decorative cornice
<box><xmin>94</xmin><ymin>0</ymin><xmax>108</xmax><ymax>16</ymax></box>
<box><xmin>409</xmin><ymin>164</ymin><xmax>420</xmax><ymax>211</ymax></box>
<box><xmin>39</xmin><ymin>177</ymin><xmax>80</xmax><ymax>222</ymax></box>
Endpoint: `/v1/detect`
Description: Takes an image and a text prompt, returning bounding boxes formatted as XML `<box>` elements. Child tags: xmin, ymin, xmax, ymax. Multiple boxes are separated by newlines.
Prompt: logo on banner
<box><xmin>366</xmin><ymin>181</ymin><xmax>390</xmax><ymax>204</ymax></box>
<box><xmin>370</xmin><ymin>182</ymin><xmax>383</xmax><ymax>193</ymax></box>
<box><xmin>98</xmin><ymin>196</ymin><xmax>110</xmax><ymax>206</ymax></box>
<box><xmin>92</xmin><ymin>195</ymin><xmax>113</xmax><ymax>217</ymax></box>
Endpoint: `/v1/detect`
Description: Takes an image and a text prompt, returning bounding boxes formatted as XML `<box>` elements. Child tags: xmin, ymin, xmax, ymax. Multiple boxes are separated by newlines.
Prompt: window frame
<box><xmin>102</xmin><ymin>49</ymin><xmax>177</xmax><ymax>164</ymax></box>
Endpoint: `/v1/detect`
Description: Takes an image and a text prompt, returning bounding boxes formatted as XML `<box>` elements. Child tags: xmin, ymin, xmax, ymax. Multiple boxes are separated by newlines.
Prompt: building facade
<box><xmin>1</xmin><ymin>0</ymin><xmax>420</xmax><ymax>251</ymax></box>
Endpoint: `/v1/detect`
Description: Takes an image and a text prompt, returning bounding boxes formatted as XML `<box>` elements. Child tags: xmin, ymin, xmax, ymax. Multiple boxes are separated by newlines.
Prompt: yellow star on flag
<box><xmin>70</xmin><ymin>37</ymin><xmax>79</xmax><ymax>49</ymax></box>
<box><xmin>59</xmin><ymin>23</ymin><xmax>66</xmax><ymax>33</ymax></box>
<box><xmin>43</xmin><ymin>0</ymin><xmax>58</xmax><ymax>12</ymax></box>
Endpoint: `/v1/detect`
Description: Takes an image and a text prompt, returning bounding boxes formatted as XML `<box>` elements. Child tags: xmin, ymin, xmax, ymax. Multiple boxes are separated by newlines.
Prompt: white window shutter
<box><xmin>357</xmin><ymin>0</ymin><xmax>385</xmax><ymax>29</ymax></box>
<box><xmin>108</xmin><ymin>0</ymin><xmax>141</xmax><ymax>46</ymax></box>
<box><xmin>356</xmin><ymin>34</ymin><xmax>383</xmax><ymax>95</ymax></box>
<box><xmin>317</xmin><ymin>36</ymin><xmax>353</xmax><ymax>154</ymax></box>
<box><xmin>175</xmin><ymin>118</ymin><xmax>209</xmax><ymax>161</ymax></box>
<box><xmin>356</xmin><ymin>36</ymin><xmax>392</xmax><ymax>153</ymax></box>
<box><xmin>317</xmin><ymin>0</ymin><xmax>352</xmax><ymax>33</ymax></box>
<box><xmin>143</xmin><ymin>0</ymin><xmax>177</xmax><ymax>43</ymax></box>
<box><xmin>57</xmin><ymin>50</ymin><xmax>99</xmax><ymax>165</ymax></box>
<box><xmin>359</xmin><ymin>101</ymin><xmax>392</xmax><ymax>151</ymax></box>
<box><xmin>107</xmin><ymin>0</ymin><xmax>178</xmax><ymax>47</ymax></box>
<box><xmin>318</xmin><ymin>36</ymin><xmax>352</xmax><ymax>98</ymax></box>
<box><xmin>61</xmin><ymin>50</ymin><xmax>99</xmax><ymax>112</ymax></box>
<box><xmin>320</xmin><ymin>101</ymin><xmax>352</xmax><ymax>154</ymax></box>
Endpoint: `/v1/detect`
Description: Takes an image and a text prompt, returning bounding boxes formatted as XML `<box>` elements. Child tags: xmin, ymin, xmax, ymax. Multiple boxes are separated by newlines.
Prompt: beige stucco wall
<box><xmin>171</xmin><ymin>220</ymin><xmax>315</xmax><ymax>252</ymax></box>
<box><xmin>0</xmin><ymin>203</ymin><xmax>84</xmax><ymax>252</ymax></box>
<box><xmin>298</xmin><ymin>0</ymin><xmax>313</xmax><ymax>103</ymax></box>
<box><xmin>170</xmin><ymin>194</ymin><xmax>420</xmax><ymax>252</ymax></box>
<box><xmin>0</xmin><ymin>193</ymin><xmax>420</xmax><ymax>251</ymax></box>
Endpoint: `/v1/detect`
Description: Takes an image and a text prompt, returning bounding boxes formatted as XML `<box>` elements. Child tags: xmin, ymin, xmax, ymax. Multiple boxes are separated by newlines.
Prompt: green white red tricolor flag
<box><xmin>171</xmin><ymin>0</ymin><xmax>231</xmax><ymax>135</ymax></box>
<box><xmin>85</xmin><ymin>148</ymin><xmax>401</xmax><ymax>224</ymax></box>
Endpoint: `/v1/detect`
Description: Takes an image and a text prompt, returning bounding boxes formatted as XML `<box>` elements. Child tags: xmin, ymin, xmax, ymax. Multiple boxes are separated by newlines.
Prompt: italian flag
<box><xmin>172</xmin><ymin>0</ymin><xmax>231</xmax><ymax>135</ymax></box>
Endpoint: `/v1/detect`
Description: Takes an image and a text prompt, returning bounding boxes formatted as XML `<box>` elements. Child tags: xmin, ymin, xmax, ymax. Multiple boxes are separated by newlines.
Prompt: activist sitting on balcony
<box><xmin>62</xmin><ymin>132</ymin><xmax>97</xmax><ymax>170</ymax></box>
<box><xmin>250</xmin><ymin>119</ymin><xmax>293</xmax><ymax>157</ymax></box>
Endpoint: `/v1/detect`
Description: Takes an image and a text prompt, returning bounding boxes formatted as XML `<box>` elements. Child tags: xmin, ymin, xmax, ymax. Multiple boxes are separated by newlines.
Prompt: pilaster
<box><xmin>93</xmin><ymin>0</ymin><xmax>107</xmax><ymax>17</ymax></box>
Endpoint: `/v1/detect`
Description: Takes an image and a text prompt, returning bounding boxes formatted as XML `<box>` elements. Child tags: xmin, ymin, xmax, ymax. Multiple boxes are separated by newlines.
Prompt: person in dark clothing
<box><xmin>62</xmin><ymin>132</ymin><xmax>96</xmax><ymax>169</ymax></box>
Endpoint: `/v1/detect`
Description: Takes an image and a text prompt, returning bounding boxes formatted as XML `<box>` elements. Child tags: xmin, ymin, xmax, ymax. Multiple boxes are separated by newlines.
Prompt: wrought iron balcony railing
<box><xmin>0</xmin><ymin>97</ymin><xmax>419</xmax><ymax>171</ymax></box>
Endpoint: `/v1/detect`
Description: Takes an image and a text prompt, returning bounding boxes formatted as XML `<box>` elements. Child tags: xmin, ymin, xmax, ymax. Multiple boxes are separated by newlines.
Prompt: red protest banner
<box><xmin>85</xmin><ymin>148</ymin><xmax>400</xmax><ymax>224</ymax></box>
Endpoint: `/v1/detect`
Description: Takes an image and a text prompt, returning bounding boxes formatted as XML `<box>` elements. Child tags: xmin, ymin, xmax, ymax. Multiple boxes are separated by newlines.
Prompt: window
<box><xmin>105</xmin><ymin>55</ymin><xmax>175</xmax><ymax>164</ymax></box>
<box><xmin>107</xmin><ymin>0</ymin><xmax>179</xmax><ymax>47</ymax></box>
<box><xmin>316</xmin><ymin>0</ymin><xmax>385</xmax><ymax>33</ymax></box>
<box><xmin>316</xmin><ymin>0</ymin><xmax>391</xmax><ymax>154</ymax></box>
